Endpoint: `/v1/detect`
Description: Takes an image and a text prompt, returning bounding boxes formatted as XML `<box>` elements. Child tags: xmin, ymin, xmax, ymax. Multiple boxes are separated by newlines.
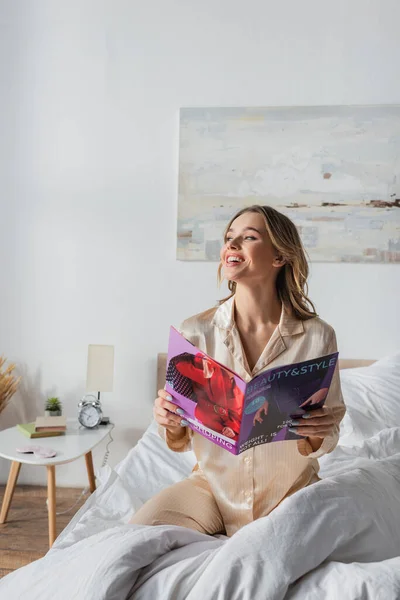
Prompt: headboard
<box><xmin>156</xmin><ymin>353</ymin><xmax>375</xmax><ymax>393</ymax></box>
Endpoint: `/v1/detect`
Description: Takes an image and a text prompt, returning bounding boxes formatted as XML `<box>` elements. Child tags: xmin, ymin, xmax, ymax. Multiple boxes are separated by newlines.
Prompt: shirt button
<box><xmin>244</xmin><ymin>457</ymin><xmax>250</xmax><ymax>465</ymax></box>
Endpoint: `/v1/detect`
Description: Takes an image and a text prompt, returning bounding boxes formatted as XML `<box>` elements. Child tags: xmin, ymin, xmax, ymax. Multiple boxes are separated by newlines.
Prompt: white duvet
<box><xmin>1</xmin><ymin>356</ymin><xmax>400</xmax><ymax>600</ymax></box>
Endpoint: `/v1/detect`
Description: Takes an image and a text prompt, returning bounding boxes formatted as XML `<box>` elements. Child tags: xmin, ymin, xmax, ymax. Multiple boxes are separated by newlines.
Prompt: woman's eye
<box><xmin>225</xmin><ymin>236</ymin><xmax>257</xmax><ymax>243</ymax></box>
<box><xmin>225</xmin><ymin>235</ymin><xmax>258</xmax><ymax>242</ymax></box>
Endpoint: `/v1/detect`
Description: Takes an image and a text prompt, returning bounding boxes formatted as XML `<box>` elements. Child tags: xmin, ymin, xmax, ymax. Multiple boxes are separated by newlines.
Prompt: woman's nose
<box><xmin>227</xmin><ymin>237</ymin><xmax>240</xmax><ymax>249</ymax></box>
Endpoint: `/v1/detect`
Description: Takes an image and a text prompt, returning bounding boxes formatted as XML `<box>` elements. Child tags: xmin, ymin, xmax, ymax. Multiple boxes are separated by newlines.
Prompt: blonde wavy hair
<box><xmin>217</xmin><ymin>205</ymin><xmax>317</xmax><ymax>320</ymax></box>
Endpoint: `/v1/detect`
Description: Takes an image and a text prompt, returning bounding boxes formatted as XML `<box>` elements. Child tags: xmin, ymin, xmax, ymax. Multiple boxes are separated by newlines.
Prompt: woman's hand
<box><xmin>222</xmin><ymin>427</ymin><xmax>235</xmax><ymax>438</ymax></box>
<box><xmin>289</xmin><ymin>406</ymin><xmax>337</xmax><ymax>439</ymax></box>
<box><xmin>154</xmin><ymin>389</ymin><xmax>188</xmax><ymax>435</ymax></box>
<box><xmin>299</xmin><ymin>387</ymin><xmax>329</xmax><ymax>408</ymax></box>
<box><xmin>253</xmin><ymin>400</ymin><xmax>269</xmax><ymax>426</ymax></box>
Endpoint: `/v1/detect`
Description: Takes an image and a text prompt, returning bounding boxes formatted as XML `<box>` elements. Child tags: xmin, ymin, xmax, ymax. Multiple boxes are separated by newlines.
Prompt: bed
<box><xmin>1</xmin><ymin>353</ymin><xmax>400</xmax><ymax>599</ymax></box>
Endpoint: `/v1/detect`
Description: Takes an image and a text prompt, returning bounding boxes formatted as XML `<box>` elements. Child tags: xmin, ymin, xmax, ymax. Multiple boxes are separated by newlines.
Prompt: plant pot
<box><xmin>45</xmin><ymin>410</ymin><xmax>62</xmax><ymax>417</ymax></box>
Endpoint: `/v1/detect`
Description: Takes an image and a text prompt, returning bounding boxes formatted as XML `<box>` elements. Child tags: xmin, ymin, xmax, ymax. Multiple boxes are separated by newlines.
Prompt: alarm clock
<box><xmin>78</xmin><ymin>394</ymin><xmax>103</xmax><ymax>428</ymax></box>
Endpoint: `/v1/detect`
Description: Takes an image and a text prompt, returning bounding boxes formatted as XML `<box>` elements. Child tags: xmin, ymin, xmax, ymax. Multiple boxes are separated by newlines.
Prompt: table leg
<box><xmin>85</xmin><ymin>451</ymin><xmax>96</xmax><ymax>493</ymax></box>
<box><xmin>0</xmin><ymin>461</ymin><xmax>22</xmax><ymax>524</ymax></box>
<box><xmin>47</xmin><ymin>465</ymin><xmax>56</xmax><ymax>547</ymax></box>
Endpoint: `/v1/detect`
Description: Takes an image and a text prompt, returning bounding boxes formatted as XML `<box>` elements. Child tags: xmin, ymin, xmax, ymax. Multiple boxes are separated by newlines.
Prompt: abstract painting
<box><xmin>177</xmin><ymin>105</ymin><xmax>400</xmax><ymax>262</ymax></box>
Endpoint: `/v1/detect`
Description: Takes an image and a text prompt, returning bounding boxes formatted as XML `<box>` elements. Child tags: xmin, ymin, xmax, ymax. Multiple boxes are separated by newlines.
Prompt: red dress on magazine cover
<box><xmin>175</xmin><ymin>353</ymin><xmax>244</xmax><ymax>440</ymax></box>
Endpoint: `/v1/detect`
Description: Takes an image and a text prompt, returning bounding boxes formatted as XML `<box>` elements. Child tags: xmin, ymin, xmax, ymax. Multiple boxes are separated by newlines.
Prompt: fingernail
<box><xmin>180</xmin><ymin>420</ymin><xmax>189</xmax><ymax>426</ymax></box>
<box><xmin>302</xmin><ymin>414</ymin><xmax>311</xmax><ymax>419</ymax></box>
<box><xmin>166</xmin><ymin>394</ymin><xmax>172</xmax><ymax>401</ymax></box>
<box><xmin>288</xmin><ymin>427</ymin><xmax>297</xmax><ymax>433</ymax></box>
<box><xmin>291</xmin><ymin>420</ymin><xmax>301</xmax><ymax>426</ymax></box>
<box><xmin>176</xmin><ymin>408</ymin><xmax>185</xmax><ymax>415</ymax></box>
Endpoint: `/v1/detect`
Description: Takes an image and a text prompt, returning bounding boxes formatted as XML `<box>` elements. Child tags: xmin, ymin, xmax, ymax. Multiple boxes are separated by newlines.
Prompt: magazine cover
<box><xmin>165</xmin><ymin>326</ymin><xmax>339</xmax><ymax>455</ymax></box>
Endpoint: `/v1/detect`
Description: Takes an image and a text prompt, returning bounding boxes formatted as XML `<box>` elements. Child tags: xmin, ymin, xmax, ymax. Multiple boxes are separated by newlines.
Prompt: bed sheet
<box><xmin>1</xmin><ymin>427</ymin><xmax>399</xmax><ymax>600</ymax></box>
<box><xmin>1</xmin><ymin>354</ymin><xmax>399</xmax><ymax>599</ymax></box>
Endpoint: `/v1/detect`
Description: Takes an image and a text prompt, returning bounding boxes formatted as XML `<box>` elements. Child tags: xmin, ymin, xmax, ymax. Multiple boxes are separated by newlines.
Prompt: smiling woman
<box><xmin>131</xmin><ymin>204</ymin><xmax>346</xmax><ymax>538</ymax></box>
<box><xmin>218</xmin><ymin>205</ymin><xmax>317</xmax><ymax>322</ymax></box>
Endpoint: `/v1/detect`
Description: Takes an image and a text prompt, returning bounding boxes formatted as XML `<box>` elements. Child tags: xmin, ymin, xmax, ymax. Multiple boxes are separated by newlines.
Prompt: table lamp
<box><xmin>86</xmin><ymin>344</ymin><xmax>115</xmax><ymax>407</ymax></box>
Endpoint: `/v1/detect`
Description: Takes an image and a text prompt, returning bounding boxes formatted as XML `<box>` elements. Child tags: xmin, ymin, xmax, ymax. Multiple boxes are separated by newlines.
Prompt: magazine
<box><xmin>165</xmin><ymin>326</ymin><xmax>339</xmax><ymax>455</ymax></box>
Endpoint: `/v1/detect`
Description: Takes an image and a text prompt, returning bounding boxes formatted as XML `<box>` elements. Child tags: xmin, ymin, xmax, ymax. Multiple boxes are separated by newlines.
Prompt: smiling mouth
<box><xmin>225</xmin><ymin>256</ymin><xmax>244</xmax><ymax>266</ymax></box>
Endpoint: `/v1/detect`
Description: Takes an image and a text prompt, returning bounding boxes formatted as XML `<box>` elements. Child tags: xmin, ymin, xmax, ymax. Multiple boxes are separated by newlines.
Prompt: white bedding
<box><xmin>1</xmin><ymin>354</ymin><xmax>400</xmax><ymax>600</ymax></box>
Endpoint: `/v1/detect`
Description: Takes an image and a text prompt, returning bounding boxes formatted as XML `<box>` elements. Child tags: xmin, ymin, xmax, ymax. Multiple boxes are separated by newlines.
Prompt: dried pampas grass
<box><xmin>0</xmin><ymin>356</ymin><xmax>21</xmax><ymax>415</ymax></box>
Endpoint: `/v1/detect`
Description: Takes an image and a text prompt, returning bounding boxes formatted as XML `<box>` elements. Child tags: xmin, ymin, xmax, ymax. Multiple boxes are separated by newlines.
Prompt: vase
<box><xmin>45</xmin><ymin>410</ymin><xmax>61</xmax><ymax>417</ymax></box>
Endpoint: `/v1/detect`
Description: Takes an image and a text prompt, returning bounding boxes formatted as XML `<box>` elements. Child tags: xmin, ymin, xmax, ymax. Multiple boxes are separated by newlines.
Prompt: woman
<box><xmin>173</xmin><ymin>352</ymin><xmax>244</xmax><ymax>441</ymax></box>
<box><xmin>131</xmin><ymin>205</ymin><xmax>346</xmax><ymax>537</ymax></box>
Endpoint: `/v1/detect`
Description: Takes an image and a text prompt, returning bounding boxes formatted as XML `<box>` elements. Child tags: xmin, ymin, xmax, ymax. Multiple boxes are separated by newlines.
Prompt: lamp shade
<box><xmin>86</xmin><ymin>344</ymin><xmax>114</xmax><ymax>392</ymax></box>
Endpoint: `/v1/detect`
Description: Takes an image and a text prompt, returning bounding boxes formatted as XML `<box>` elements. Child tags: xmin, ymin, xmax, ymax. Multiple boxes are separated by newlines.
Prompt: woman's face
<box><xmin>220</xmin><ymin>211</ymin><xmax>282</xmax><ymax>284</ymax></box>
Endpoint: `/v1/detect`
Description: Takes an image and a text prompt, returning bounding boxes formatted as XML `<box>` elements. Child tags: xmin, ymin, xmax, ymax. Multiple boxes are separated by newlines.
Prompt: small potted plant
<box><xmin>45</xmin><ymin>397</ymin><xmax>62</xmax><ymax>417</ymax></box>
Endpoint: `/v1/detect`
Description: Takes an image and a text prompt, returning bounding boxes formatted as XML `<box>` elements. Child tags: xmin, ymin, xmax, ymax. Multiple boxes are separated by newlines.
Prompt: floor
<box><xmin>0</xmin><ymin>484</ymin><xmax>89</xmax><ymax>578</ymax></box>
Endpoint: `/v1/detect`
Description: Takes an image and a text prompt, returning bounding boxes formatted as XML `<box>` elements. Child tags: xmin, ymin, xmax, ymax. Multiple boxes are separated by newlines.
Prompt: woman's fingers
<box><xmin>156</xmin><ymin>390</ymin><xmax>183</xmax><ymax>414</ymax></box>
<box><xmin>153</xmin><ymin>404</ymin><xmax>185</xmax><ymax>427</ymax></box>
<box><xmin>289</xmin><ymin>424</ymin><xmax>337</xmax><ymax>438</ymax></box>
<box><xmin>296</xmin><ymin>407</ymin><xmax>331</xmax><ymax>420</ymax></box>
<box><xmin>299</xmin><ymin>388</ymin><xmax>329</xmax><ymax>408</ymax></box>
<box><xmin>289</xmin><ymin>407</ymin><xmax>337</xmax><ymax>438</ymax></box>
<box><xmin>299</xmin><ymin>398</ymin><xmax>312</xmax><ymax>408</ymax></box>
<box><xmin>154</xmin><ymin>390</ymin><xmax>186</xmax><ymax>428</ymax></box>
<box><xmin>301</xmin><ymin>408</ymin><xmax>326</xmax><ymax>418</ymax></box>
<box><xmin>293</xmin><ymin>416</ymin><xmax>334</xmax><ymax>427</ymax></box>
<box><xmin>153</xmin><ymin>408</ymin><xmax>183</xmax><ymax>428</ymax></box>
<box><xmin>253</xmin><ymin>411</ymin><xmax>264</xmax><ymax>425</ymax></box>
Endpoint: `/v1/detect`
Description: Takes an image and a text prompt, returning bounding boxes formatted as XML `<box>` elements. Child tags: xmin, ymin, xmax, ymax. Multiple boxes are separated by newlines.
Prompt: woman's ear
<box><xmin>273</xmin><ymin>255</ymin><xmax>286</xmax><ymax>267</ymax></box>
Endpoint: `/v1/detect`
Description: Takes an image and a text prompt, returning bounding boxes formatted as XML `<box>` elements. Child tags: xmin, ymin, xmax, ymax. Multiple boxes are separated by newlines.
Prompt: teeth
<box><xmin>227</xmin><ymin>256</ymin><xmax>243</xmax><ymax>263</ymax></box>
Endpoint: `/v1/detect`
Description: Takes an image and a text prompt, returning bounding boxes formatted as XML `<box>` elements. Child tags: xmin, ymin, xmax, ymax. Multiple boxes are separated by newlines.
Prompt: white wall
<box><xmin>0</xmin><ymin>0</ymin><xmax>399</xmax><ymax>486</ymax></box>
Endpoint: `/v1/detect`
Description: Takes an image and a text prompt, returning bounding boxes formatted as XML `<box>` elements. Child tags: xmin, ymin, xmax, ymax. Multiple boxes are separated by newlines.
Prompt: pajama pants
<box><xmin>130</xmin><ymin>471</ymin><xmax>225</xmax><ymax>536</ymax></box>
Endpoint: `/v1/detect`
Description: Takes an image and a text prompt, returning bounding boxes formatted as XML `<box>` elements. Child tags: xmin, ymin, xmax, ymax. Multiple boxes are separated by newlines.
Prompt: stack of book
<box><xmin>17</xmin><ymin>416</ymin><xmax>67</xmax><ymax>438</ymax></box>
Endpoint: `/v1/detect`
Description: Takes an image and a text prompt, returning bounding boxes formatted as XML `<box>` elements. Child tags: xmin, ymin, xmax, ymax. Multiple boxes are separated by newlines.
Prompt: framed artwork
<box><xmin>177</xmin><ymin>105</ymin><xmax>400</xmax><ymax>262</ymax></box>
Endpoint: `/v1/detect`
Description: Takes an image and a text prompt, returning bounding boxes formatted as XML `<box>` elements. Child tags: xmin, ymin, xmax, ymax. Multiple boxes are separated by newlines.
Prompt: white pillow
<box><xmin>339</xmin><ymin>353</ymin><xmax>400</xmax><ymax>446</ymax></box>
